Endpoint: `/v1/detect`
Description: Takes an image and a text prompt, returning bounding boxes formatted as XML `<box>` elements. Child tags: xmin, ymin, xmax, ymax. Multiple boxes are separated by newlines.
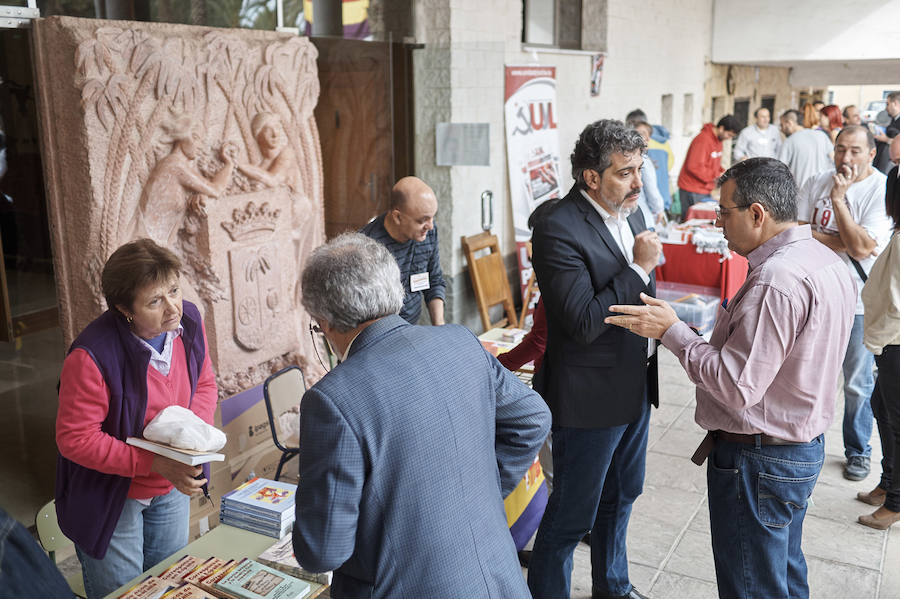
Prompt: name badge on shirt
<box><xmin>410</xmin><ymin>272</ymin><xmax>430</xmax><ymax>292</ymax></box>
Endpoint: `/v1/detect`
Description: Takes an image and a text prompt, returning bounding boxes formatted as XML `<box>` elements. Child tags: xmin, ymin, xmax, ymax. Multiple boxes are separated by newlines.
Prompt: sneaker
<box><xmin>844</xmin><ymin>456</ymin><xmax>870</xmax><ymax>481</ymax></box>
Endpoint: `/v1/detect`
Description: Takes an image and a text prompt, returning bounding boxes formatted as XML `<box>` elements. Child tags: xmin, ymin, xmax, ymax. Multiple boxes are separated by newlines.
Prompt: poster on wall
<box><xmin>590</xmin><ymin>54</ymin><xmax>605</xmax><ymax>97</ymax></box>
<box><xmin>504</xmin><ymin>66</ymin><xmax>562</xmax><ymax>327</ymax></box>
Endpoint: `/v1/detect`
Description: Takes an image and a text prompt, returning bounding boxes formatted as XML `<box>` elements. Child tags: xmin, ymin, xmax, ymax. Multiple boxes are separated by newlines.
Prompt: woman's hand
<box><xmin>150</xmin><ymin>455</ymin><xmax>206</xmax><ymax>496</ymax></box>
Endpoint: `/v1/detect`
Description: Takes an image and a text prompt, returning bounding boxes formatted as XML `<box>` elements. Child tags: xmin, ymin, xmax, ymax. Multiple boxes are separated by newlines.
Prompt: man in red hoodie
<box><xmin>678</xmin><ymin>115</ymin><xmax>742</xmax><ymax>220</ymax></box>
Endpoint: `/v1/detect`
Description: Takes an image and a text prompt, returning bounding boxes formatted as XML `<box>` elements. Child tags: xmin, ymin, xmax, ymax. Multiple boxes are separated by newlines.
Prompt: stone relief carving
<box><xmin>128</xmin><ymin>114</ymin><xmax>234</xmax><ymax>248</ymax></box>
<box><xmin>34</xmin><ymin>18</ymin><xmax>325</xmax><ymax>394</ymax></box>
<box><xmin>238</xmin><ymin>113</ymin><xmax>301</xmax><ymax>193</ymax></box>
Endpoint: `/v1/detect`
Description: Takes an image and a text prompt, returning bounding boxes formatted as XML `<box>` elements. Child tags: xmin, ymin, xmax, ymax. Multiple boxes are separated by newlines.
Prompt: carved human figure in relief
<box><xmin>129</xmin><ymin>115</ymin><xmax>234</xmax><ymax>248</ymax></box>
<box><xmin>237</xmin><ymin>112</ymin><xmax>301</xmax><ymax>193</ymax></box>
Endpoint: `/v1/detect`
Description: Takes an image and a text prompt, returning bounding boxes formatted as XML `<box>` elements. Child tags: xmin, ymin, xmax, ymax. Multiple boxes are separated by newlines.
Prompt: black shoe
<box><xmin>844</xmin><ymin>456</ymin><xmax>871</xmax><ymax>481</ymax></box>
<box><xmin>592</xmin><ymin>586</ymin><xmax>649</xmax><ymax>599</ymax></box>
<box><xmin>517</xmin><ymin>550</ymin><xmax>531</xmax><ymax>568</ymax></box>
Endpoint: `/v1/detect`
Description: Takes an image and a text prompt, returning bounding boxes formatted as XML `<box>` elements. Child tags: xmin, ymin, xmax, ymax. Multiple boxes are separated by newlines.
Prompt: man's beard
<box><xmin>612</xmin><ymin>194</ymin><xmax>640</xmax><ymax>217</ymax></box>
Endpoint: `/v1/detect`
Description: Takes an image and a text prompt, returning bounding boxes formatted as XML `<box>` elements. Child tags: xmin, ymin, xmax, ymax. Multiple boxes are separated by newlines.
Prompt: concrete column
<box><xmin>102</xmin><ymin>0</ymin><xmax>134</xmax><ymax>20</ymax></box>
<box><xmin>312</xmin><ymin>0</ymin><xmax>343</xmax><ymax>37</ymax></box>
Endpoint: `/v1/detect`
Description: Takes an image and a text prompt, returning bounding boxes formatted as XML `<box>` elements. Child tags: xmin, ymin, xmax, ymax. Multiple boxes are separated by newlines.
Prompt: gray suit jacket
<box><xmin>293</xmin><ymin>316</ymin><xmax>551</xmax><ymax>598</ymax></box>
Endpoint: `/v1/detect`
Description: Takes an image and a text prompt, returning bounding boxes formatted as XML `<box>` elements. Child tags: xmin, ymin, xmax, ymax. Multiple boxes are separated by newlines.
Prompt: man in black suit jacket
<box><xmin>874</xmin><ymin>92</ymin><xmax>900</xmax><ymax>174</ymax></box>
<box><xmin>527</xmin><ymin>120</ymin><xmax>661</xmax><ymax>599</ymax></box>
<box><xmin>888</xmin><ymin>137</ymin><xmax>900</xmax><ymax>204</ymax></box>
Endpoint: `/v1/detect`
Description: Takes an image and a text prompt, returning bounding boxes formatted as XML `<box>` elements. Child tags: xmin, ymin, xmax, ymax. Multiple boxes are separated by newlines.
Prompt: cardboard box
<box><xmin>219</xmin><ymin>384</ymin><xmax>273</xmax><ymax>458</ymax></box>
<box><xmin>188</xmin><ymin>509</ymin><xmax>220</xmax><ymax>542</ymax></box>
<box><xmin>189</xmin><ymin>462</ymin><xmax>233</xmax><ymax>517</ymax></box>
<box><xmin>227</xmin><ymin>443</ymin><xmax>299</xmax><ymax>486</ymax></box>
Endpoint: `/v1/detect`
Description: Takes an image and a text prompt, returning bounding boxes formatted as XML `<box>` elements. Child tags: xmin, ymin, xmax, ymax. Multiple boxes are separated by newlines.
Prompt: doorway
<box><xmin>733</xmin><ymin>98</ymin><xmax>750</xmax><ymax>128</ymax></box>
<box><xmin>312</xmin><ymin>37</ymin><xmax>416</xmax><ymax>238</ymax></box>
<box><xmin>760</xmin><ymin>95</ymin><xmax>776</xmax><ymax>118</ymax></box>
<box><xmin>0</xmin><ymin>27</ymin><xmax>58</xmax><ymax>342</ymax></box>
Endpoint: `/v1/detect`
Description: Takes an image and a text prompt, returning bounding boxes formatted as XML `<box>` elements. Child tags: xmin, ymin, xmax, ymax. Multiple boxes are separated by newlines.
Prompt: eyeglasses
<box><xmin>308</xmin><ymin>321</ymin><xmax>331</xmax><ymax>372</ymax></box>
<box><xmin>715</xmin><ymin>204</ymin><xmax>752</xmax><ymax>218</ymax></box>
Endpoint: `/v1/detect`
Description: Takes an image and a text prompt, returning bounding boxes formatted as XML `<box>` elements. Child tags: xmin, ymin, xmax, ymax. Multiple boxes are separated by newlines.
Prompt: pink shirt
<box><xmin>56</xmin><ymin>334</ymin><xmax>218</xmax><ymax>499</ymax></box>
<box><xmin>661</xmin><ymin>225</ymin><xmax>856</xmax><ymax>442</ymax></box>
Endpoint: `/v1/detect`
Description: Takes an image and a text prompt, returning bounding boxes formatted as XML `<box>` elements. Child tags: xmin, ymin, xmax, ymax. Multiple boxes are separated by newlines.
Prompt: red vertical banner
<box><xmin>504</xmin><ymin>66</ymin><xmax>562</xmax><ymax>327</ymax></box>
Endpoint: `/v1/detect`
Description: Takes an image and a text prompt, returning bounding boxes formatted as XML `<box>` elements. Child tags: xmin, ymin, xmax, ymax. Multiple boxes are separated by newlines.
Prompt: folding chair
<box><xmin>461</xmin><ymin>231</ymin><xmax>518</xmax><ymax>333</ymax></box>
<box><xmin>35</xmin><ymin>500</ymin><xmax>86</xmax><ymax>598</ymax></box>
<box><xmin>263</xmin><ymin>366</ymin><xmax>305</xmax><ymax>481</ymax></box>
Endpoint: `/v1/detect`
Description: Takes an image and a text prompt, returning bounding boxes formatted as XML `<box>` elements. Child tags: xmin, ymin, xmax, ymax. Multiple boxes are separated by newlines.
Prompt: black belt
<box><xmin>690</xmin><ymin>430</ymin><xmax>806</xmax><ymax>466</ymax></box>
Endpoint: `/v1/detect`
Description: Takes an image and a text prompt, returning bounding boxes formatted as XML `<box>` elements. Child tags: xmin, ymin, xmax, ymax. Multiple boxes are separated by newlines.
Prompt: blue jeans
<box><xmin>678</xmin><ymin>189</ymin><xmax>712</xmax><ymax>221</ymax></box>
<box><xmin>527</xmin><ymin>401</ymin><xmax>649</xmax><ymax>598</ymax></box>
<box><xmin>76</xmin><ymin>487</ymin><xmax>189</xmax><ymax>598</ymax></box>
<box><xmin>842</xmin><ymin>314</ymin><xmax>875</xmax><ymax>459</ymax></box>
<box><xmin>0</xmin><ymin>507</ymin><xmax>72</xmax><ymax>597</ymax></box>
<box><xmin>707</xmin><ymin>435</ymin><xmax>824</xmax><ymax>599</ymax></box>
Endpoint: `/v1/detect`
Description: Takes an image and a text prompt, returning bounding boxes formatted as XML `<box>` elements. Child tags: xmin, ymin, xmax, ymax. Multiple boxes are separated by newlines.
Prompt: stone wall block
<box><xmin>32</xmin><ymin>16</ymin><xmax>326</xmax><ymax>395</ymax></box>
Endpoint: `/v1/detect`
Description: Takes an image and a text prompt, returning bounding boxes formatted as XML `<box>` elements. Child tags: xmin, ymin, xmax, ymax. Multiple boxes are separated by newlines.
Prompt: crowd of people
<box><xmin>285</xmin><ymin>109</ymin><xmax>900</xmax><ymax>599</ymax></box>
<box><xmin>8</xmin><ymin>95</ymin><xmax>895</xmax><ymax>599</ymax></box>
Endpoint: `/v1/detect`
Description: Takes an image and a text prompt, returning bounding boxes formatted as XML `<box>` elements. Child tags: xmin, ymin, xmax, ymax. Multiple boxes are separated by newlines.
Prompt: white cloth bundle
<box><xmin>143</xmin><ymin>405</ymin><xmax>227</xmax><ymax>452</ymax></box>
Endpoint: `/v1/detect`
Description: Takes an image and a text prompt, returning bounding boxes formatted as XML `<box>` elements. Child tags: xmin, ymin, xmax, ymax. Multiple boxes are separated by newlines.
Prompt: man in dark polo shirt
<box><xmin>361</xmin><ymin>176</ymin><xmax>446</xmax><ymax>325</ymax></box>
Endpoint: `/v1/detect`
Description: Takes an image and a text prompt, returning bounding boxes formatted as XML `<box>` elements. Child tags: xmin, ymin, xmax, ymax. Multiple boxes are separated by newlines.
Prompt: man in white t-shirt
<box><xmin>778</xmin><ymin>109</ymin><xmax>833</xmax><ymax>189</ymax></box>
<box><xmin>797</xmin><ymin>125</ymin><xmax>892</xmax><ymax>482</ymax></box>
<box><xmin>734</xmin><ymin>107</ymin><xmax>782</xmax><ymax>161</ymax></box>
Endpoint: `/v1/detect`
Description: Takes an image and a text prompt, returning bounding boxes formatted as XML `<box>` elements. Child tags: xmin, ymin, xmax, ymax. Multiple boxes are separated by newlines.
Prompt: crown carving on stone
<box><xmin>221</xmin><ymin>201</ymin><xmax>281</xmax><ymax>241</ymax></box>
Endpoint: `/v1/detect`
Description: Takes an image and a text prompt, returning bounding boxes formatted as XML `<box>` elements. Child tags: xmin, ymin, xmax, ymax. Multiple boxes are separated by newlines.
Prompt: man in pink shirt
<box><xmin>605</xmin><ymin>157</ymin><xmax>856</xmax><ymax>599</ymax></box>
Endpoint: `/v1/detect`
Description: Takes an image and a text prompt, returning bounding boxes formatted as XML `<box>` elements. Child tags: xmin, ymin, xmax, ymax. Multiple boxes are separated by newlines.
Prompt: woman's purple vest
<box><xmin>55</xmin><ymin>301</ymin><xmax>207</xmax><ymax>559</ymax></box>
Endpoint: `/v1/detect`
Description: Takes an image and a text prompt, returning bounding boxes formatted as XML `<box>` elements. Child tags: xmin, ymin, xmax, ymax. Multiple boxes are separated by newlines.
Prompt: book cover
<box><xmin>116</xmin><ymin>575</ymin><xmax>176</xmax><ymax>599</ymax></box>
<box><xmin>182</xmin><ymin>557</ymin><xmax>229</xmax><ymax>586</ymax></box>
<box><xmin>160</xmin><ymin>583</ymin><xmax>219</xmax><ymax>599</ymax></box>
<box><xmin>257</xmin><ymin>534</ymin><xmax>332</xmax><ymax>586</ymax></box>
<box><xmin>220</xmin><ymin>512</ymin><xmax>294</xmax><ymax>539</ymax></box>
<box><xmin>195</xmin><ymin>559</ymin><xmax>238</xmax><ymax>597</ymax></box>
<box><xmin>160</xmin><ymin>555</ymin><xmax>205</xmax><ymax>582</ymax></box>
<box><xmin>213</xmin><ymin>558</ymin><xmax>310</xmax><ymax>599</ymax></box>
<box><xmin>126</xmin><ymin>437</ymin><xmax>225</xmax><ymax>466</ymax></box>
<box><xmin>220</xmin><ymin>477</ymin><xmax>296</xmax><ymax>520</ymax></box>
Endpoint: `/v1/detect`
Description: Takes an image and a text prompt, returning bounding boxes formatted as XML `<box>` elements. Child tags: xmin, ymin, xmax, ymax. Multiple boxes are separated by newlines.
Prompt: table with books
<box><xmin>478</xmin><ymin>327</ymin><xmax>534</xmax><ymax>387</ymax></box>
<box><xmin>104</xmin><ymin>524</ymin><xmax>328</xmax><ymax>598</ymax></box>
<box><xmin>106</xmin><ymin>476</ymin><xmax>329</xmax><ymax>599</ymax></box>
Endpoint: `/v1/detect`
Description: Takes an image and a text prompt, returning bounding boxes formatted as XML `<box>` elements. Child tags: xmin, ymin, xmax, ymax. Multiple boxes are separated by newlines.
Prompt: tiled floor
<box><xmin>560</xmin><ymin>348</ymin><xmax>899</xmax><ymax>599</ymax></box>
<box><xmin>0</xmin><ymin>326</ymin><xmax>66</xmax><ymax>524</ymax></box>
<box><xmin>2</xmin><ymin>328</ymin><xmax>898</xmax><ymax>598</ymax></box>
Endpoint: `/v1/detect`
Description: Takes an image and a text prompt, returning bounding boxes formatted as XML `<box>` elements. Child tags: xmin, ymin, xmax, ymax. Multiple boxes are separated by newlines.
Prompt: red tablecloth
<box><xmin>685</xmin><ymin>203</ymin><xmax>718</xmax><ymax>221</ymax></box>
<box><xmin>655</xmin><ymin>242</ymin><xmax>748</xmax><ymax>301</ymax></box>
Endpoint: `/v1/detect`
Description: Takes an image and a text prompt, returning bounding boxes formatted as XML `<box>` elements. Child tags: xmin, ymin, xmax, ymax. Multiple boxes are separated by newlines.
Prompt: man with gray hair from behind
<box><xmin>291</xmin><ymin>232</ymin><xmax>551</xmax><ymax>599</ymax></box>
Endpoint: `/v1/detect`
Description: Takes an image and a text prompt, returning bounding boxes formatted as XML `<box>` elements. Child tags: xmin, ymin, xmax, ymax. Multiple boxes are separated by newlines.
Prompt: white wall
<box><xmin>415</xmin><ymin>0</ymin><xmax>714</xmax><ymax>267</ymax></box>
<box><xmin>713</xmin><ymin>0</ymin><xmax>900</xmax><ymax>64</ymax></box>
<box><xmin>412</xmin><ymin>0</ymin><xmax>716</xmax><ymax>326</ymax></box>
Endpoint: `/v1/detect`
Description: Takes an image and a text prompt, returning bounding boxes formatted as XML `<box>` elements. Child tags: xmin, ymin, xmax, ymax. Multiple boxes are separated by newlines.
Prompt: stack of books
<box><xmin>210</xmin><ymin>557</ymin><xmax>310</xmax><ymax>599</ymax></box>
<box><xmin>118</xmin><ymin>555</ymin><xmax>311</xmax><ymax>599</ymax></box>
<box><xmin>257</xmin><ymin>533</ymin><xmax>332</xmax><ymax>586</ymax></box>
<box><xmin>220</xmin><ymin>477</ymin><xmax>297</xmax><ymax>538</ymax></box>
